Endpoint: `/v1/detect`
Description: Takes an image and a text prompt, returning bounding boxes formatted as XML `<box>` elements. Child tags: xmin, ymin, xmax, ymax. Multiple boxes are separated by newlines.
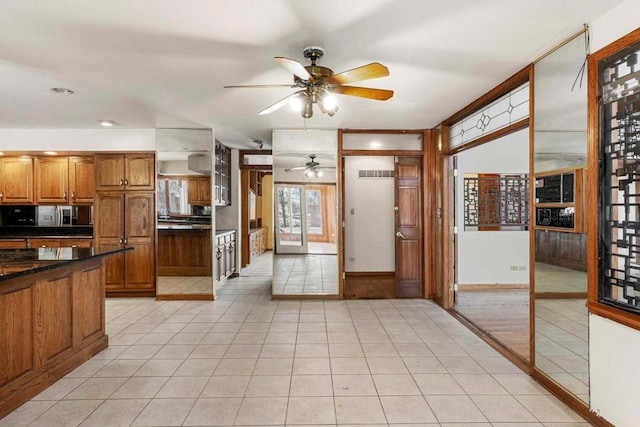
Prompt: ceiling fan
<box><xmin>284</xmin><ymin>154</ymin><xmax>336</xmax><ymax>177</ymax></box>
<box><xmin>224</xmin><ymin>46</ymin><xmax>393</xmax><ymax>118</ymax></box>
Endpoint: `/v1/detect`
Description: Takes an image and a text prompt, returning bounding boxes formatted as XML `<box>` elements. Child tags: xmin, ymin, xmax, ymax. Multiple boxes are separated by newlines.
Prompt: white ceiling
<box><xmin>0</xmin><ymin>0</ymin><xmax>624</xmax><ymax>150</ymax></box>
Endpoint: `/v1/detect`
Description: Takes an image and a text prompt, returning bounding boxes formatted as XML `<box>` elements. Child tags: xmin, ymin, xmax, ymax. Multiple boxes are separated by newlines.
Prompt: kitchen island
<box><xmin>0</xmin><ymin>247</ymin><xmax>128</xmax><ymax>418</ymax></box>
<box><xmin>157</xmin><ymin>221</ymin><xmax>213</xmax><ymax>276</ymax></box>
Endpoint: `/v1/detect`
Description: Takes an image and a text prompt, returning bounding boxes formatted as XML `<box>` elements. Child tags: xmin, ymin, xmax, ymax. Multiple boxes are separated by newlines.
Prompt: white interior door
<box><xmin>275</xmin><ymin>184</ymin><xmax>308</xmax><ymax>254</ymax></box>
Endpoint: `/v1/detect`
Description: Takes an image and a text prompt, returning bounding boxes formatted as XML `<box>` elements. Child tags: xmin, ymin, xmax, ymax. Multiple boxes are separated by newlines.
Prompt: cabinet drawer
<box><xmin>28</xmin><ymin>239</ymin><xmax>61</xmax><ymax>248</ymax></box>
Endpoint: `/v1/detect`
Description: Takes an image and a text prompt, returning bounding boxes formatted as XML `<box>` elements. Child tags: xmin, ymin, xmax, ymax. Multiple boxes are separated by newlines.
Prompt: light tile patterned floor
<box><xmin>1</xmin><ymin>275</ymin><xmax>590</xmax><ymax>426</ymax></box>
<box><xmin>535</xmin><ymin>298</ymin><xmax>589</xmax><ymax>403</ymax></box>
<box><xmin>273</xmin><ymin>254</ymin><xmax>338</xmax><ymax>295</ymax></box>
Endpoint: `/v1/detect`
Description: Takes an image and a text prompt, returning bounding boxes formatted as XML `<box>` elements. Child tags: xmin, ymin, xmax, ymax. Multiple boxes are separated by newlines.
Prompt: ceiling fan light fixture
<box><xmin>321</xmin><ymin>92</ymin><xmax>337</xmax><ymax>111</ymax></box>
<box><xmin>302</xmin><ymin>101</ymin><xmax>313</xmax><ymax>118</ymax></box>
<box><xmin>289</xmin><ymin>94</ymin><xmax>305</xmax><ymax>112</ymax></box>
<box><xmin>315</xmin><ymin>168</ymin><xmax>323</xmax><ymax>178</ymax></box>
<box><xmin>305</xmin><ymin>168</ymin><xmax>315</xmax><ymax>177</ymax></box>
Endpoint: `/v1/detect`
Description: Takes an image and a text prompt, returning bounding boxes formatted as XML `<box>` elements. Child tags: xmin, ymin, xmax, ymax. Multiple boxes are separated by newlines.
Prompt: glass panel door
<box><xmin>275</xmin><ymin>184</ymin><xmax>308</xmax><ymax>254</ymax></box>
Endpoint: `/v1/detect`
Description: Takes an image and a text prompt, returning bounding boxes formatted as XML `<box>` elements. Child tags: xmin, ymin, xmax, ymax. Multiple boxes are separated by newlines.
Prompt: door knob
<box><xmin>396</xmin><ymin>231</ymin><xmax>406</xmax><ymax>239</ymax></box>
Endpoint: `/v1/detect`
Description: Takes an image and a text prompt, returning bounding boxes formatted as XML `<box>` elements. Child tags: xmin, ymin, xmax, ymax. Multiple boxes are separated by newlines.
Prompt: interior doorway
<box><xmin>343</xmin><ymin>155</ymin><xmax>423</xmax><ymax>298</ymax></box>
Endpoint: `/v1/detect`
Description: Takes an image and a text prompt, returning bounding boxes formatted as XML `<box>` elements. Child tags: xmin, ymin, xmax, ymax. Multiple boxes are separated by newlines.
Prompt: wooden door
<box><xmin>35</xmin><ymin>157</ymin><xmax>68</xmax><ymax>204</ymax></box>
<box><xmin>0</xmin><ymin>157</ymin><xmax>34</xmax><ymax>204</ymax></box>
<box><xmin>124</xmin><ymin>192</ymin><xmax>155</xmax><ymax>289</ymax></box>
<box><xmin>395</xmin><ymin>156</ymin><xmax>423</xmax><ymax>297</ymax></box>
<box><xmin>69</xmin><ymin>157</ymin><xmax>94</xmax><ymax>205</ymax></box>
<box><xmin>125</xmin><ymin>154</ymin><xmax>155</xmax><ymax>190</ymax></box>
<box><xmin>95</xmin><ymin>155</ymin><xmax>125</xmax><ymax>191</ymax></box>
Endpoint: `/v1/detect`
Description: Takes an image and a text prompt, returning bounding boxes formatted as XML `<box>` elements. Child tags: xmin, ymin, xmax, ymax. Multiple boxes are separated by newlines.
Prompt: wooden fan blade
<box><xmin>328</xmin><ymin>62</ymin><xmax>389</xmax><ymax>84</ymax></box>
<box><xmin>274</xmin><ymin>57</ymin><xmax>312</xmax><ymax>81</ymax></box>
<box><xmin>284</xmin><ymin>166</ymin><xmax>307</xmax><ymax>172</ymax></box>
<box><xmin>329</xmin><ymin>85</ymin><xmax>394</xmax><ymax>101</ymax></box>
<box><xmin>258</xmin><ymin>91</ymin><xmax>303</xmax><ymax>115</ymax></box>
<box><xmin>224</xmin><ymin>84</ymin><xmax>296</xmax><ymax>88</ymax></box>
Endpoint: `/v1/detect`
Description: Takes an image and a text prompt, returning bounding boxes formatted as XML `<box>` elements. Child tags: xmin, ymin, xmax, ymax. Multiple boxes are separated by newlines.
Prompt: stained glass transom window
<box><xmin>463</xmin><ymin>174</ymin><xmax>529</xmax><ymax>231</ymax></box>
<box><xmin>599</xmin><ymin>43</ymin><xmax>640</xmax><ymax>314</ymax></box>
<box><xmin>450</xmin><ymin>83</ymin><xmax>530</xmax><ymax>149</ymax></box>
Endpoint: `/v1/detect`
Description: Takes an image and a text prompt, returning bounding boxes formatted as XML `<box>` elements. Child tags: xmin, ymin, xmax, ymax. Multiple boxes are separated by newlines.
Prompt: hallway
<box><xmin>1</xmin><ymin>275</ymin><xmax>588</xmax><ymax>426</ymax></box>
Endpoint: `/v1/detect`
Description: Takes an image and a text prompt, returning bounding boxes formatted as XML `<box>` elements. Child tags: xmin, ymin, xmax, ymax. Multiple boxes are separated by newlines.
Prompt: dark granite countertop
<box><xmin>0</xmin><ymin>225</ymin><xmax>93</xmax><ymax>238</ymax></box>
<box><xmin>0</xmin><ymin>247</ymin><xmax>131</xmax><ymax>282</ymax></box>
<box><xmin>158</xmin><ymin>223</ymin><xmax>212</xmax><ymax>230</ymax></box>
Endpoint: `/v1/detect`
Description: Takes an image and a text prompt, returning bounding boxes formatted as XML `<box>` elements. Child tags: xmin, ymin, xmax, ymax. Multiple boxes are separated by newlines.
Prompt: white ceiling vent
<box><xmin>187</xmin><ymin>154</ymin><xmax>212</xmax><ymax>175</ymax></box>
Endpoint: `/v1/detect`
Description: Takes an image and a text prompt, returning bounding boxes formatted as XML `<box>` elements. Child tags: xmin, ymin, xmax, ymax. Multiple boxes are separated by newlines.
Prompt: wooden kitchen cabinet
<box><xmin>249</xmin><ymin>227</ymin><xmax>267</xmax><ymax>264</ymax></box>
<box><xmin>0</xmin><ymin>239</ymin><xmax>28</xmax><ymax>249</ymax></box>
<box><xmin>188</xmin><ymin>176</ymin><xmax>211</xmax><ymax>206</ymax></box>
<box><xmin>26</xmin><ymin>238</ymin><xmax>92</xmax><ymax>249</ymax></box>
<box><xmin>94</xmin><ymin>191</ymin><xmax>155</xmax><ymax>294</ymax></box>
<box><xmin>214</xmin><ymin>141</ymin><xmax>232</xmax><ymax>206</ymax></box>
<box><xmin>95</xmin><ymin>153</ymin><xmax>155</xmax><ymax>191</ymax></box>
<box><xmin>0</xmin><ymin>157</ymin><xmax>34</xmax><ymax>204</ymax></box>
<box><xmin>35</xmin><ymin>157</ymin><xmax>68</xmax><ymax>204</ymax></box>
<box><xmin>69</xmin><ymin>156</ymin><xmax>95</xmax><ymax>204</ymax></box>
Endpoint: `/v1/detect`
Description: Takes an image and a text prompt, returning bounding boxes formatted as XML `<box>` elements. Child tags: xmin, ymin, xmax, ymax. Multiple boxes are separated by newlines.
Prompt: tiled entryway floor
<box><xmin>2</xmin><ymin>276</ymin><xmax>589</xmax><ymax>426</ymax></box>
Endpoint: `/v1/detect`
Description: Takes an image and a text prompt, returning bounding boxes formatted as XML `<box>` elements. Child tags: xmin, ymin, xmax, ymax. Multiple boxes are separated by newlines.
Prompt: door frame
<box><xmin>274</xmin><ymin>183</ymin><xmax>308</xmax><ymax>254</ymax></box>
<box><xmin>337</xmin><ymin>129</ymin><xmax>437</xmax><ymax>299</ymax></box>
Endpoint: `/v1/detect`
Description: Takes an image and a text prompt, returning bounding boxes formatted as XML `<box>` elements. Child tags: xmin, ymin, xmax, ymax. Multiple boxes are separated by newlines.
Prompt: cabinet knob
<box><xmin>119</xmin><ymin>236</ymin><xmax>124</xmax><ymax>244</ymax></box>
<box><xmin>71</xmin><ymin>191</ymin><xmax>76</xmax><ymax>199</ymax></box>
<box><xmin>0</xmin><ymin>192</ymin><xmax>3</xmax><ymax>199</ymax></box>
<box><xmin>119</xmin><ymin>179</ymin><xmax>124</xmax><ymax>186</ymax></box>
<box><xmin>41</xmin><ymin>245</ymin><xmax>46</xmax><ymax>248</ymax></box>
<box><xmin>124</xmin><ymin>179</ymin><xmax>129</xmax><ymax>186</ymax></box>
<box><xmin>63</xmin><ymin>191</ymin><xmax>67</xmax><ymax>199</ymax></box>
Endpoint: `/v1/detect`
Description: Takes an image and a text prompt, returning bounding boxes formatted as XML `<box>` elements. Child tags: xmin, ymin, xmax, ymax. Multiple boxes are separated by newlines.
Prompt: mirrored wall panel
<box><xmin>272</xmin><ymin>130</ymin><xmax>338</xmax><ymax>296</ymax></box>
<box><xmin>533</xmin><ymin>34</ymin><xmax>589</xmax><ymax>403</ymax></box>
<box><xmin>156</xmin><ymin>128</ymin><xmax>214</xmax><ymax>297</ymax></box>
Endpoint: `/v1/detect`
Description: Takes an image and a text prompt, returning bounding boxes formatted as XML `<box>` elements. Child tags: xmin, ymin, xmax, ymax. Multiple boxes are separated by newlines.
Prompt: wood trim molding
<box><xmin>443</xmin><ymin>65</ymin><xmax>532</xmax><ymax>126</ymax></box>
<box><xmin>532</xmin><ymin>369</ymin><xmax>613</xmax><ymax>427</ymax></box>
<box><xmin>444</xmin><ymin>118</ymin><xmax>529</xmax><ymax>155</ymax></box>
<box><xmin>457</xmin><ymin>284</ymin><xmax>529</xmax><ymax>292</ymax></box>
<box><xmin>586</xmin><ymin>27</ymin><xmax>640</xmax><ymax>331</ymax></box>
<box><xmin>156</xmin><ymin>293</ymin><xmax>214</xmax><ymax>301</ymax></box>
<box><xmin>535</xmin><ymin>292</ymin><xmax>587</xmax><ymax>299</ymax></box>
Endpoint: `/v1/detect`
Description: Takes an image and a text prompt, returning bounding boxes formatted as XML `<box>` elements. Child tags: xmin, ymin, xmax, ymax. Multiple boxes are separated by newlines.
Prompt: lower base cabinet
<box><xmin>215</xmin><ymin>231</ymin><xmax>236</xmax><ymax>281</ymax></box>
<box><xmin>249</xmin><ymin>227</ymin><xmax>267</xmax><ymax>264</ymax></box>
<box><xmin>157</xmin><ymin>229</ymin><xmax>212</xmax><ymax>276</ymax></box>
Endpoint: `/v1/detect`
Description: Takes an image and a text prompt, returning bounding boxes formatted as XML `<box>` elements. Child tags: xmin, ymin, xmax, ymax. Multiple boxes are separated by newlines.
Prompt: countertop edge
<box><xmin>0</xmin><ymin>247</ymin><xmax>132</xmax><ymax>282</ymax></box>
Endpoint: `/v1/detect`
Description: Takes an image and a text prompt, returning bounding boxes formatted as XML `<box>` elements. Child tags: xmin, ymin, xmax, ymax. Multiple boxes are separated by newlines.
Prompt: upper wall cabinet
<box><xmin>214</xmin><ymin>141</ymin><xmax>231</xmax><ymax>206</ymax></box>
<box><xmin>95</xmin><ymin>153</ymin><xmax>155</xmax><ymax>191</ymax></box>
<box><xmin>188</xmin><ymin>176</ymin><xmax>211</xmax><ymax>206</ymax></box>
<box><xmin>0</xmin><ymin>157</ymin><xmax>34</xmax><ymax>204</ymax></box>
<box><xmin>35</xmin><ymin>156</ymin><xmax>95</xmax><ymax>205</ymax></box>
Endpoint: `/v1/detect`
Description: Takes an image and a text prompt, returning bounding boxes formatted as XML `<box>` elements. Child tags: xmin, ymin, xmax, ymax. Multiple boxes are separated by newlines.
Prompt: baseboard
<box><xmin>156</xmin><ymin>293</ymin><xmax>214</xmax><ymax>301</ymax></box>
<box><xmin>456</xmin><ymin>283</ymin><xmax>529</xmax><ymax>292</ymax></box>
<box><xmin>535</xmin><ymin>292</ymin><xmax>587</xmax><ymax>299</ymax></box>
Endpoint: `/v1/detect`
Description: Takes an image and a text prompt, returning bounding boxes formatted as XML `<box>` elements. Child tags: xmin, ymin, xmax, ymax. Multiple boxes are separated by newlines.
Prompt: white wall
<box><xmin>0</xmin><ymin>129</ymin><xmax>155</xmax><ymax>151</ymax></box>
<box><xmin>344</xmin><ymin>156</ymin><xmax>395</xmax><ymax>272</ymax></box>
<box><xmin>588</xmin><ymin>2</ymin><xmax>640</xmax><ymax>424</ymax></box>
<box><xmin>456</xmin><ymin>129</ymin><xmax>529</xmax><ymax>284</ymax></box>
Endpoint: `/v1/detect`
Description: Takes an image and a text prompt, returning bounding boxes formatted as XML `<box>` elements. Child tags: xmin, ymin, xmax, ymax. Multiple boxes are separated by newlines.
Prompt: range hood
<box><xmin>187</xmin><ymin>154</ymin><xmax>212</xmax><ymax>175</ymax></box>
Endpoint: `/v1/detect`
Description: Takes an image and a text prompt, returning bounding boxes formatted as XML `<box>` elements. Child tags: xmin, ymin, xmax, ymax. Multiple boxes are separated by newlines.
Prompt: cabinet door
<box><xmin>187</xmin><ymin>177</ymin><xmax>200</xmax><ymax>205</ymax></box>
<box><xmin>94</xmin><ymin>192</ymin><xmax>126</xmax><ymax>289</ymax></box>
<box><xmin>0</xmin><ymin>157</ymin><xmax>34</xmax><ymax>204</ymax></box>
<box><xmin>199</xmin><ymin>177</ymin><xmax>211</xmax><ymax>205</ymax></box>
<box><xmin>125</xmin><ymin>193</ymin><xmax>154</xmax><ymax>241</ymax></box>
<box><xmin>35</xmin><ymin>157</ymin><xmax>69</xmax><ymax>204</ymax></box>
<box><xmin>69</xmin><ymin>157</ymin><xmax>95</xmax><ymax>205</ymax></box>
<box><xmin>95</xmin><ymin>155</ymin><xmax>125</xmax><ymax>191</ymax></box>
<box><xmin>94</xmin><ymin>193</ymin><xmax>125</xmax><ymax>241</ymax></box>
<box><xmin>124</xmin><ymin>242</ymin><xmax>155</xmax><ymax>289</ymax></box>
<box><xmin>125</xmin><ymin>154</ymin><xmax>155</xmax><ymax>190</ymax></box>
<box><xmin>124</xmin><ymin>192</ymin><xmax>155</xmax><ymax>290</ymax></box>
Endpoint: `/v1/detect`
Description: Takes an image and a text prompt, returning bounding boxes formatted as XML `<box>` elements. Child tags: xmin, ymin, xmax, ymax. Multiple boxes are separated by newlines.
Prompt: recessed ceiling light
<box><xmin>98</xmin><ymin>120</ymin><xmax>117</xmax><ymax>127</ymax></box>
<box><xmin>43</xmin><ymin>151</ymin><xmax>58</xmax><ymax>155</ymax></box>
<box><xmin>50</xmin><ymin>87</ymin><xmax>74</xmax><ymax>95</ymax></box>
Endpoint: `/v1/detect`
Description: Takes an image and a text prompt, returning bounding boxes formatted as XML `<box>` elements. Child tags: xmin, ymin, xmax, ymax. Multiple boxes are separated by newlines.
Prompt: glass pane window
<box><xmin>450</xmin><ymin>82</ymin><xmax>530</xmax><ymax>149</ymax></box>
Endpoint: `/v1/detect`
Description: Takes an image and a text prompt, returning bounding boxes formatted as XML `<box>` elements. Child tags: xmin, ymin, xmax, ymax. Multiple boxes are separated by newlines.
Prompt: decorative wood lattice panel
<box><xmin>464</xmin><ymin>175</ymin><xmax>529</xmax><ymax>230</ymax></box>
<box><xmin>599</xmin><ymin>42</ymin><xmax>640</xmax><ymax>313</ymax></box>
